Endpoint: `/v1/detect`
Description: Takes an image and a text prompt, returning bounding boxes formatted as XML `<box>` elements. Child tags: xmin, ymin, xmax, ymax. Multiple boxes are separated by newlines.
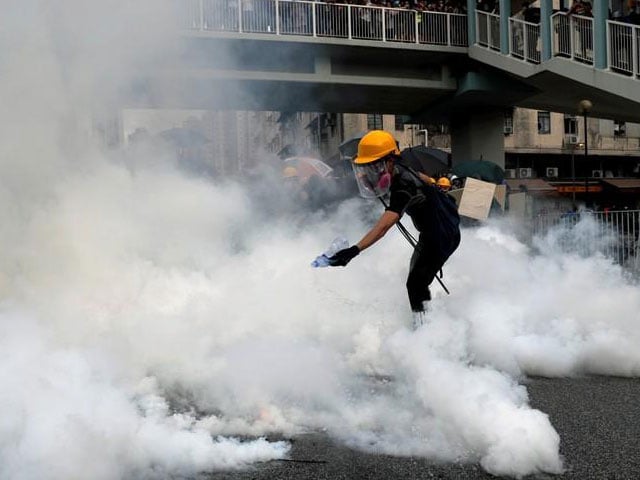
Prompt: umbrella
<box><xmin>400</xmin><ymin>146</ymin><xmax>450</xmax><ymax>177</ymax></box>
<box><xmin>283</xmin><ymin>157</ymin><xmax>333</xmax><ymax>180</ymax></box>
<box><xmin>338</xmin><ymin>132</ymin><xmax>369</xmax><ymax>159</ymax></box>
<box><xmin>452</xmin><ymin>160</ymin><xmax>505</xmax><ymax>184</ymax></box>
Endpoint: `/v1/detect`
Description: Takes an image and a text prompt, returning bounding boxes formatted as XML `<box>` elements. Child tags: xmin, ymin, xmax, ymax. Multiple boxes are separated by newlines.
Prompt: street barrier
<box><xmin>532</xmin><ymin>209</ymin><xmax>640</xmax><ymax>273</ymax></box>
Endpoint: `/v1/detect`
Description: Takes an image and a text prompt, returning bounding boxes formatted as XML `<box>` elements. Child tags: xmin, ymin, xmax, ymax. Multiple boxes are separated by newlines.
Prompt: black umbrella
<box><xmin>400</xmin><ymin>146</ymin><xmax>450</xmax><ymax>177</ymax></box>
<box><xmin>338</xmin><ymin>132</ymin><xmax>369</xmax><ymax>159</ymax></box>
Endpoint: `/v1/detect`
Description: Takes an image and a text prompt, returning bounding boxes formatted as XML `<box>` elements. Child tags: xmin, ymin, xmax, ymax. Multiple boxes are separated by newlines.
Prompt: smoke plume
<box><xmin>2</xmin><ymin>0</ymin><xmax>639</xmax><ymax>479</ymax></box>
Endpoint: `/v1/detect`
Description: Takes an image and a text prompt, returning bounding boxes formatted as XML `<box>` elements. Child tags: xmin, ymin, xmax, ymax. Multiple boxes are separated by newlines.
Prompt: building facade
<box><xmin>276</xmin><ymin>109</ymin><xmax>640</xmax><ymax>182</ymax></box>
<box><xmin>504</xmin><ymin>109</ymin><xmax>640</xmax><ymax>180</ymax></box>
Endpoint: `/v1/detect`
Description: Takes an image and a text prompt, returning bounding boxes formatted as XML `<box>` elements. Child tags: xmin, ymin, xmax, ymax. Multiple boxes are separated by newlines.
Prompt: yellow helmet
<box><xmin>437</xmin><ymin>177</ymin><xmax>451</xmax><ymax>189</ymax></box>
<box><xmin>282</xmin><ymin>166</ymin><xmax>298</xmax><ymax>178</ymax></box>
<box><xmin>354</xmin><ymin>130</ymin><xmax>400</xmax><ymax>165</ymax></box>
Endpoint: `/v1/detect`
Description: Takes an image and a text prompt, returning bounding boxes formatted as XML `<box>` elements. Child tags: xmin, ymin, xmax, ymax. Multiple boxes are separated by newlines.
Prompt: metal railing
<box><xmin>509</xmin><ymin>17</ymin><xmax>540</xmax><ymax>63</ymax></box>
<box><xmin>551</xmin><ymin>12</ymin><xmax>594</xmax><ymax>64</ymax></box>
<box><xmin>179</xmin><ymin>0</ymin><xmax>468</xmax><ymax>47</ymax></box>
<box><xmin>181</xmin><ymin>0</ymin><xmax>640</xmax><ymax>82</ymax></box>
<box><xmin>607</xmin><ymin>20</ymin><xmax>640</xmax><ymax>77</ymax></box>
<box><xmin>533</xmin><ymin>209</ymin><xmax>640</xmax><ymax>273</ymax></box>
<box><xmin>476</xmin><ymin>11</ymin><xmax>501</xmax><ymax>50</ymax></box>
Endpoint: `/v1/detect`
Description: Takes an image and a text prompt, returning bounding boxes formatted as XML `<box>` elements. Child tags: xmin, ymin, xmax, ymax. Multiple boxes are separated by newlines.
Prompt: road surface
<box><xmin>204</xmin><ymin>376</ymin><xmax>640</xmax><ymax>479</ymax></box>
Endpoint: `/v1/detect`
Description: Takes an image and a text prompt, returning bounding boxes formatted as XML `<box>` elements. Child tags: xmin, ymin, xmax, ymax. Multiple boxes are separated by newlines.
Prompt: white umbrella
<box><xmin>283</xmin><ymin>157</ymin><xmax>333</xmax><ymax>180</ymax></box>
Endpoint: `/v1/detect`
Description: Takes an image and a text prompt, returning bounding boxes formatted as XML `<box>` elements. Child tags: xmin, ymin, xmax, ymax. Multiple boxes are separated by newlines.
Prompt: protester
<box><xmin>450</xmin><ymin>174</ymin><xmax>463</xmax><ymax>189</ymax></box>
<box><xmin>568</xmin><ymin>0</ymin><xmax>592</xmax><ymax>16</ymax></box>
<box><xmin>436</xmin><ymin>176</ymin><xmax>452</xmax><ymax>192</ymax></box>
<box><xmin>282</xmin><ymin>165</ymin><xmax>345</xmax><ymax>210</ymax></box>
<box><xmin>326</xmin><ymin>130</ymin><xmax>461</xmax><ymax>329</ymax></box>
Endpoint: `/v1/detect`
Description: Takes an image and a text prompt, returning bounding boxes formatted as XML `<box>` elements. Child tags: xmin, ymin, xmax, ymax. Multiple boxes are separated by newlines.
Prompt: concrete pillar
<box><xmin>540</xmin><ymin>0</ymin><xmax>553</xmax><ymax>61</ymax></box>
<box><xmin>450</xmin><ymin>110</ymin><xmax>505</xmax><ymax>168</ymax></box>
<box><xmin>499</xmin><ymin>0</ymin><xmax>511</xmax><ymax>54</ymax></box>
<box><xmin>593</xmin><ymin>0</ymin><xmax>608</xmax><ymax>69</ymax></box>
<box><xmin>467</xmin><ymin>0</ymin><xmax>476</xmax><ymax>45</ymax></box>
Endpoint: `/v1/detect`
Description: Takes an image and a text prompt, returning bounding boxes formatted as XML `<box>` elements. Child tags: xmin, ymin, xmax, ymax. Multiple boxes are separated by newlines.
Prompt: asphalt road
<box><xmin>203</xmin><ymin>376</ymin><xmax>640</xmax><ymax>480</ymax></box>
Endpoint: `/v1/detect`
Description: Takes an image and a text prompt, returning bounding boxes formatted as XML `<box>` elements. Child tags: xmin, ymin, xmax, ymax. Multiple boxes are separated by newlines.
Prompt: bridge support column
<box><xmin>540</xmin><ymin>0</ymin><xmax>552</xmax><ymax>61</ymax></box>
<box><xmin>450</xmin><ymin>109</ymin><xmax>505</xmax><ymax>169</ymax></box>
<box><xmin>593</xmin><ymin>0</ymin><xmax>607</xmax><ymax>69</ymax></box>
<box><xmin>467</xmin><ymin>0</ymin><xmax>476</xmax><ymax>45</ymax></box>
<box><xmin>499</xmin><ymin>0</ymin><xmax>511</xmax><ymax>55</ymax></box>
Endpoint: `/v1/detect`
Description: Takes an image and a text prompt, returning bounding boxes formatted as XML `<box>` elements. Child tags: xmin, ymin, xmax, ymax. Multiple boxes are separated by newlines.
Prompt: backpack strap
<box><xmin>396</xmin><ymin>162</ymin><xmax>451</xmax><ymax>281</ymax></box>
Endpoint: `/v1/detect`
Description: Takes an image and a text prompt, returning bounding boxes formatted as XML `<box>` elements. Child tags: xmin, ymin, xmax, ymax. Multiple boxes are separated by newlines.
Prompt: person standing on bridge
<box><xmin>325</xmin><ymin>130</ymin><xmax>461</xmax><ymax>329</ymax></box>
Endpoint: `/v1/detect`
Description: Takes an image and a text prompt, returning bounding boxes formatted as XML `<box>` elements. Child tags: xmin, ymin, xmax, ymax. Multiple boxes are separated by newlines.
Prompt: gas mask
<box><xmin>352</xmin><ymin>157</ymin><xmax>392</xmax><ymax>198</ymax></box>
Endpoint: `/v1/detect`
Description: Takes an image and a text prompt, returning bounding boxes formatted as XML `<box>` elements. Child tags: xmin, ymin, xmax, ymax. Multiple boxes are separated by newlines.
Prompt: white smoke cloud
<box><xmin>3</xmin><ymin>0</ymin><xmax>640</xmax><ymax>478</ymax></box>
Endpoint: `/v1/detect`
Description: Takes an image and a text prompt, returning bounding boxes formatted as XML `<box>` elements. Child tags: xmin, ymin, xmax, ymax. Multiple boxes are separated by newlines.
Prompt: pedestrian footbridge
<box><xmin>160</xmin><ymin>0</ymin><xmax>640</xmax><ymax>124</ymax></box>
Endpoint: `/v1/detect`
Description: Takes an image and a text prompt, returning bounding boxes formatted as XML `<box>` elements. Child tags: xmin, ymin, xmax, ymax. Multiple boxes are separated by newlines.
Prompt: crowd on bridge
<box><xmin>320</xmin><ymin>0</ymin><xmax>467</xmax><ymax>14</ymax></box>
<box><xmin>612</xmin><ymin>0</ymin><xmax>640</xmax><ymax>24</ymax></box>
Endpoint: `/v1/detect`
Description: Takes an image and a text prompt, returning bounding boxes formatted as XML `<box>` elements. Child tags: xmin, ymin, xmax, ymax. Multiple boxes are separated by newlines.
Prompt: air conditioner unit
<box><xmin>565</xmin><ymin>134</ymin><xmax>579</xmax><ymax>145</ymax></box>
<box><xmin>592</xmin><ymin>169</ymin><xmax>604</xmax><ymax>178</ymax></box>
<box><xmin>546</xmin><ymin>167</ymin><xmax>559</xmax><ymax>178</ymax></box>
<box><xmin>504</xmin><ymin>168</ymin><xmax>517</xmax><ymax>179</ymax></box>
<box><xmin>504</xmin><ymin>125</ymin><xmax>513</xmax><ymax>135</ymax></box>
<box><xmin>519</xmin><ymin>168</ymin><xmax>533</xmax><ymax>178</ymax></box>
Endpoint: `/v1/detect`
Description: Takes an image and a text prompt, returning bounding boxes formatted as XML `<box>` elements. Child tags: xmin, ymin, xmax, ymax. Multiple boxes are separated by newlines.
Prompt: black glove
<box><xmin>328</xmin><ymin>245</ymin><xmax>360</xmax><ymax>267</ymax></box>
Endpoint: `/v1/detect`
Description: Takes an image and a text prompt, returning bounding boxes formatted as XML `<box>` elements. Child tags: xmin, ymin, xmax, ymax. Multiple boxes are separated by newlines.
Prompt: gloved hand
<box><xmin>328</xmin><ymin>245</ymin><xmax>360</xmax><ymax>267</ymax></box>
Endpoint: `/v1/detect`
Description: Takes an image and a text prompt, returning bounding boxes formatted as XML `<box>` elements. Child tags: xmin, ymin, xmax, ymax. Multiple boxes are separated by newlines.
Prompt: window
<box><xmin>537</xmin><ymin>111</ymin><xmax>551</xmax><ymax>134</ymax></box>
<box><xmin>614</xmin><ymin>120</ymin><xmax>626</xmax><ymax>137</ymax></box>
<box><xmin>564</xmin><ymin>115</ymin><xmax>577</xmax><ymax>135</ymax></box>
<box><xmin>395</xmin><ymin>115</ymin><xmax>408</xmax><ymax>131</ymax></box>
<box><xmin>504</xmin><ymin>111</ymin><xmax>513</xmax><ymax>134</ymax></box>
<box><xmin>367</xmin><ymin>114</ymin><xmax>383</xmax><ymax>130</ymax></box>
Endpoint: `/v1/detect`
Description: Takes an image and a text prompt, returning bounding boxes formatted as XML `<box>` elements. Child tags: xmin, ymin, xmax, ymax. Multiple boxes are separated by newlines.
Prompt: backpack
<box><xmin>396</xmin><ymin>162</ymin><xmax>461</xmax><ymax>258</ymax></box>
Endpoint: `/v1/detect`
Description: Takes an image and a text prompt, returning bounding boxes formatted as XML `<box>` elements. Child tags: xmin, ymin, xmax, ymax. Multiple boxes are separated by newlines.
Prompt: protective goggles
<box><xmin>352</xmin><ymin>157</ymin><xmax>392</xmax><ymax>198</ymax></box>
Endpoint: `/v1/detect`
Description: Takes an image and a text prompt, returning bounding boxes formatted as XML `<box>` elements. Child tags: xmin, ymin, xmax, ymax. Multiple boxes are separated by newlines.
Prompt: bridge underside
<box><xmin>413</xmin><ymin>65</ymin><xmax>640</xmax><ymax>125</ymax></box>
<box><xmin>123</xmin><ymin>34</ymin><xmax>640</xmax><ymax>124</ymax></box>
<box><xmin>124</xmin><ymin>35</ymin><xmax>464</xmax><ymax>114</ymax></box>
<box><xmin>128</xmin><ymin>77</ymin><xmax>453</xmax><ymax>114</ymax></box>
<box><xmin>518</xmin><ymin>70</ymin><xmax>640</xmax><ymax>123</ymax></box>
<box><xmin>468</xmin><ymin>46</ymin><xmax>640</xmax><ymax>123</ymax></box>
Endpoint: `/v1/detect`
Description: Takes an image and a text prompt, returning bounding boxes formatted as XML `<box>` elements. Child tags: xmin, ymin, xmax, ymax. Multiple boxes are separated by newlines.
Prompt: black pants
<box><xmin>406</xmin><ymin>233</ymin><xmax>460</xmax><ymax>312</ymax></box>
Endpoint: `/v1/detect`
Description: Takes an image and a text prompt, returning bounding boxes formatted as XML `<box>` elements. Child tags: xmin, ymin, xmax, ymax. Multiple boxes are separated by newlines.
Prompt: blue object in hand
<box><xmin>311</xmin><ymin>236</ymin><xmax>349</xmax><ymax>268</ymax></box>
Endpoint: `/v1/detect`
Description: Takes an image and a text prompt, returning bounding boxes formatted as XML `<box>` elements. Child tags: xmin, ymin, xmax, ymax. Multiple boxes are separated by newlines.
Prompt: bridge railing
<box><xmin>532</xmin><ymin>209</ymin><xmax>640</xmax><ymax>273</ymax></box>
<box><xmin>551</xmin><ymin>12</ymin><xmax>594</xmax><ymax>64</ymax></box>
<box><xmin>607</xmin><ymin>20</ymin><xmax>640</xmax><ymax>78</ymax></box>
<box><xmin>509</xmin><ymin>17</ymin><xmax>540</xmax><ymax>63</ymax></box>
<box><xmin>180</xmin><ymin>0</ymin><xmax>468</xmax><ymax>47</ymax></box>
<box><xmin>475</xmin><ymin>11</ymin><xmax>501</xmax><ymax>51</ymax></box>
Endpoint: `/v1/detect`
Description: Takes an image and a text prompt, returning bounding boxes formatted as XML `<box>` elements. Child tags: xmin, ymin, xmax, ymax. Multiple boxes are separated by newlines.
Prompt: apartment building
<box><xmin>504</xmin><ymin>109</ymin><xmax>640</xmax><ymax>180</ymax></box>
